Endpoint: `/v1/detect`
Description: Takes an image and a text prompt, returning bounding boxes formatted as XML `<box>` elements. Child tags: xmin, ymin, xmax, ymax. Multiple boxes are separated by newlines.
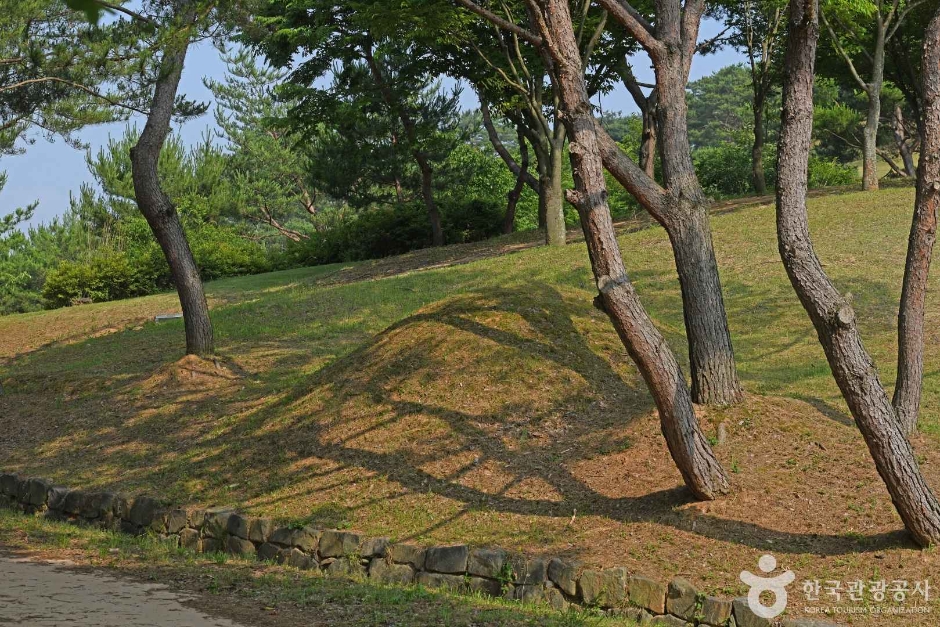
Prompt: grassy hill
<box><xmin>2</xmin><ymin>186</ymin><xmax>939</xmax><ymax>624</ymax></box>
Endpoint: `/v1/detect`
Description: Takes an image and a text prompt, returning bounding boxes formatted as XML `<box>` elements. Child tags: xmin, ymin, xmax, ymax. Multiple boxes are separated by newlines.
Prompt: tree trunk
<box><xmin>653</xmin><ymin>50</ymin><xmax>743</xmax><ymax>406</ymax></box>
<box><xmin>545</xmin><ymin>124</ymin><xmax>566</xmax><ymax>246</ymax></box>
<box><xmin>893</xmin><ymin>17</ymin><xmax>940</xmax><ymax>436</ymax></box>
<box><xmin>533</xmin><ymin>140</ymin><xmax>550</xmax><ymax>230</ymax></box>
<box><xmin>363</xmin><ymin>44</ymin><xmax>444</xmax><ymax>246</ymax></box>
<box><xmin>752</xmin><ymin>89</ymin><xmax>767</xmax><ymax>195</ymax></box>
<box><xmin>894</xmin><ymin>105</ymin><xmax>916</xmax><ymax>177</ymax></box>
<box><xmin>130</xmin><ymin>9</ymin><xmax>213</xmax><ymax>357</ymax></box>
<box><xmin>670</xmin><ymin>210</ymin><xmax>743</xmax><ymax>403</ymax></box>
<box><xmin>538</xmin><ymin>0</ymin><xmax>729</xmax><ymax>500</ymax></box>
<box><xmin>862</xmin><ymin>24</ymin><xmax>886</xmax><ymax>191</ymax></box>
<box><xmin>481</xmin><ymin>99</ymin><xmax>540</xmax><ymax>191</ymax></box>
<box><xmin>640</xmin><ymin>101</ymin><xmax>657</xmax><ymax>179</ymax></box>
<box><xmin>776</xmin><ymin>0</ymin><xmax>940</xmax><ymax>547</ymax></box>
<box><xmin>504</xmin><ymin>130</ymin><xmax>530</xmax><ymax>234</ymax></box>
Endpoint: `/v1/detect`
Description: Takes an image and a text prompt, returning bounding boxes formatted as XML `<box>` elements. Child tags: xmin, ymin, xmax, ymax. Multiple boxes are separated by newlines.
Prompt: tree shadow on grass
<box><xmin>0</xmin><ymin>279</ymin><xmax>925</xmax><ymax>565</ymax></box>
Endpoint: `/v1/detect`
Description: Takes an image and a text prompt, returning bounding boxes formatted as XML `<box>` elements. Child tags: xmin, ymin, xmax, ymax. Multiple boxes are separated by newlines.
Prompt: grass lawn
<box><xmin>2</xmin><ymin>185</ymin><xmax>939</xmax><ymax>624</ymax></box>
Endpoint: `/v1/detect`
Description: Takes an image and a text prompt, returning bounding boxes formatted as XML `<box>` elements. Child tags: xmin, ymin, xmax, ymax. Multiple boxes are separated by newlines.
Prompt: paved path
<box><xmin>0</xmin><ymin>556</ymin><xmax>247</xmax><ymax>626</ymax></box>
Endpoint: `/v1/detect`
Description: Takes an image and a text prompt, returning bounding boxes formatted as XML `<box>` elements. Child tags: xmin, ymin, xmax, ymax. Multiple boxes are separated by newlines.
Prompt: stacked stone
<box><xmin>0</xmin><ymin>472</ymin><xmax>838</xmax><ymax>627</ymax></box>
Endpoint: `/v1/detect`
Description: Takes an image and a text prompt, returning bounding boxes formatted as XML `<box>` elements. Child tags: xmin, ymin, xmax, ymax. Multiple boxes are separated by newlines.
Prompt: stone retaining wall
<box><xmin>0</xmin><ymin>471</ymin><xmax>837</xmax><ymax>627</ymax></box>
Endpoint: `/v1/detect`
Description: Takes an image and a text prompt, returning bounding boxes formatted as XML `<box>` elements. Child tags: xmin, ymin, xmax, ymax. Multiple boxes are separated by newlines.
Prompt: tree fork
<box><xmin>540</xmin><ymin>0</ymin><xmax>730</xmax><ymax>499</ymax></box>
<box><xmin>776</xmin><ymin>0</ymin><xmax>940</xmax><ymax>546</ymax></box>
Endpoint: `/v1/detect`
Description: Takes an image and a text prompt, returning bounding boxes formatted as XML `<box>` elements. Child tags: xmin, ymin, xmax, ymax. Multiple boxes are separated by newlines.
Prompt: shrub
<box><xmin>693</xmin><ymin>142</ymin><xmax>777</xmax><ymax>198</ymax></box>
<box><xmin>42</xmin><ymin>251</ymin><xmax>155</xmax><ymax>308</ymax></box>
<box><xmin>289</xmin><ymin>197</ymin><xmax>505</xmax><ymax>266</ymax></box>
<box><xmin>807</xmin><ymin>155</ymin><xmax>859</xmax><ymax>188</ymax></box>
<box><xmin>442</xmin><ymin>198</ymin><xmax>504</xmax><ymax>244</ymax></box>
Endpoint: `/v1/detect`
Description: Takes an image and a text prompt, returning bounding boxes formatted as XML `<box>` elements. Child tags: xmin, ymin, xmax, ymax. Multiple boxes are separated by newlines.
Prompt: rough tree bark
<box><xmin>893</xmin><ymin>17</ymin><xmax>940</xmax><ymax>436</ymax></box>
<box><xmin>363</xmin><ymin>44</ymin><xmax>444</xmax><ymax>247</ymax></box>
<box><xmin>130</xmin><ymin>7</ymin><xmax>213</xmax><ymax>357</ymax></box>
<box><xmin>541</xmin><ymin>0</ymin><xmax>729</xmax><ymax>499</ymax></box>
<box><xmin>594</xmin><ymin>0</ymin><xmax>743</xmax><ymax>406</ymax></box>
<box><xmin>776</xmin><ymin>0</ymin><xmax>940</xmax><ymax>546</ymax></box>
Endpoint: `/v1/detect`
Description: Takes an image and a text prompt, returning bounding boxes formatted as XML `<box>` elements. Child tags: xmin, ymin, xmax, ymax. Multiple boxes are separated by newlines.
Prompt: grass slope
<box><xmin>1</xmin><ymin>187</ymin><xmax>938</xmax><ymax>624</ymax></box>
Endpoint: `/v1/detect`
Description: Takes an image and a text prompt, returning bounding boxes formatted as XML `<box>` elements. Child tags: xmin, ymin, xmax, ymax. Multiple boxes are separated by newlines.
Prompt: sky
<box><xmin>3</xmin><ymin>19</ymin><xmax>745</xmax><ymax>230</ymax></box>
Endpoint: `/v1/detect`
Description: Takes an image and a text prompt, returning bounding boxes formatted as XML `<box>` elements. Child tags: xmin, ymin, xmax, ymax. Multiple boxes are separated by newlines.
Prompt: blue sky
<box><xmin>3</xmin><ymin>19</ymin><xmax>745</xmax><ymax>229</ymax></box>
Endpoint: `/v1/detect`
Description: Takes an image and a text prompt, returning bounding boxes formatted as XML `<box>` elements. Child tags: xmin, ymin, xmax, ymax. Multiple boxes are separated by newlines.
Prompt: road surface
<box><xmin>0</xmin><ymin>555</ymin><xmax>247</xmax><ymax>626</ymax></box>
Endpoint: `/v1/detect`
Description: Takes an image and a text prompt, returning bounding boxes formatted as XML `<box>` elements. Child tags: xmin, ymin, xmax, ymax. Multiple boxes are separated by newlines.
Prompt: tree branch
<box><xmin>454</xmin><ymin>0</ymin><xmax>543</xmax><ymax>46</ymax></box>
<box><xmin>595</xmin><ymin>0</ymin><xmax>664</xmax><ymax>59</ymax></box>
<box><xmin>821</xmin><ymin>9</ymin><xmax>869</xmax><ymax>92</ymax></box>
<box><xmin>0</xmin><ymin>76</ymin><xmax>148</xmax><ymax>115</ymax></box>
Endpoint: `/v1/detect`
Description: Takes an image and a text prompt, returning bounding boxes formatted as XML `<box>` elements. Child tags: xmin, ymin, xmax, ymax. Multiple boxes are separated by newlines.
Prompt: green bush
<box><xmin>188</xmin><ymin>223</ymin><xmax>272</xmax><ymax>280</ymax></box>
<box><xmin>289</xmin><ymin>198</ymin><xmax>505</xmax><ymax>266</ymax></box>
<box><xmin>693</xmin><ymin>142</ymin><xmax>776</xmax><ymax>198</ymax></box>
<box><xmin>42</xmin><ymin>251</ymin><xmax>155</xmax><ymax>308</ymax></box>
<box><xmin>807</xmin><ymin>155</ymin><xmax>859</xmax><ymax>188</ymax></box>
<box><xmin>442</xmin><ymin>198</ymin><xmax>504</xmax><ymax>244</ymax></box>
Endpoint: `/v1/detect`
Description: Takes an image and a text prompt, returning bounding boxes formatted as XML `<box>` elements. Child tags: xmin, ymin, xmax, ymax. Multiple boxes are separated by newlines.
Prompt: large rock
<box><xmin>22</xmin><ymin>478</ymin><xmax>51</xmax><ymax>507</ymax></box>
<box><xmin>359</xmin><ymin>536</ymin><xmax>389</xmax><ymax>558</ymax></box>
<box><xmin>269</xmin><ymin>527</ymin><xmax>295</xmax><ymax>547</ymax></box>
<box><xmin>0</xmin><ymin>473</ymin><xmax>19</xmax><ymax>497</ymax></box>
<box><xmin>201</xmin><ymin>537</ymin><xmax>224</xmax><ymax>554</ymax></box>
<box><xmin>578</xmin><ymin>568</ymin><xmax>627</xmax><ymax>608</ymax></box>
<box><xmin>226</xmin><ymin>536</ymin><xmax>256</xmax><ymax>558</ymax></box>
<box><xmin>179</xmin><ymin>528</ymin><xmax>201</xmax><ymax>551</ymax></box>
<box><xmin>166</xmin><ymin>509</ymin><xmax>188</xmax><ymax>534</ymax></box>
<box><xmin>61</xmin><ymin>490</ymin><xmax>86</xmax><ymax>516</ymax></box>
<box><xmin>46</xmin><ymin>486</ymin><xmax>69</xmax><ymax>511</ymax></box>
<box><xmin>732</xmin><ymin>597</ymin><xmax>773</xmax><ymax>627</ymax></box>
<box><xmin>318</xmin><ymin>530</ymin><xmax>360</xmax><ymax>557</ymax></box>
<box><xmin>280</xmin><ymin>547</ymin><xmax>315</xmax><ymax>570</ymax></box>
<box><xmin>292</xmin><ymin>527</ymin><xmax>319</xmax><ymax>552</ymax></box>
<box><xmin>700</xmin><ymin>596</ymin><xmax>733</xmax><ymax>626</ymax></box>
<box><xmin>467</xmin><ymin>576</ymin><xmax>502</xmax><ymax>597</ymax></box>
<box><xmin>425</xmin><ymin>544</ymin><xmax>469</xmax><ymax>574</ymax></box>
<box><xmin>368</xmin><ymin>558</ymin><xmax>415</xmax><ymax>585</ymax></box>
<box><xmin>389</xmin><ymin>543</ymin><xmax>425</xmax><ymax>569</ymax></box>
<box><xmin>547</xmin><ymin>558</ymin><xmax>581</xmax><ymax>597</ymax></box>
<box><xmin>257</xmin><ymin>542</ymin><xmax>280</xmax><ymax>562</ymax></box>
<box><xmin>512</xmin><ymin>557</ymin><xmax>548</xmax><ymax>585</ymax></box>
<box><xmin>226</xmin><ymin>514</ymin><xmax>250</xmax><ymax>539</ymax></box>
<box><xmin>666</xmin><ymin>578</ymin><xmax>698</xmax><ymax>620</ymax></box>
<box><xmin>82</xmin><ymin>492</ymin><xmax>117</xmax><ymax>522</ymax></box>
<box><xmin>325</xmin><ymin>557</ymin><xmax>365</xmax><ymax>578</ymax></box>
<box><xmin>467</xmin><ymin>548</ymin><xmax>507</xmax><ymax>579</ymax></box>
<box><xmin>189</xmin><ymin>509</ymin><xmax>206</xmax><ymax>529</ymax></box>
<box><xmin>128</xmin><ymin>497</ymin><xmax>163</xmax><ymax>529</ymax></box>
<box><xmin>203</xmin><ymin>508</ymin><xmax>234</xmax><ymax>538</ymax></box>
<box><xmin>543</xmin><ymin>584</ymin><xmax>569</xmax><ymax>611</ymax></box>
<box><xmin>248</xmin><ymin>518</ymin><xmax>273</xmax><ymax>544</ymax></box>
<box><xmin>629</xmin><ymin>574</ymin><xmax>667</xmax><ymax>614</ymax></box>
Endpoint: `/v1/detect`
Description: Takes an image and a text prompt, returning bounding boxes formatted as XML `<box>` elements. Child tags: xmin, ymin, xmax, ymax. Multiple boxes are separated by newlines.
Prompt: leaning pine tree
<box><xmin>775</xmin><ymin>0</ymin><xmax>940</xmax><ymax>546</ymax></box>
<box><xmin>68</xmin><ymin>0</ymin><xmax>217</xmax><ymax>356</ymax></box>
<box><xmin>455</xmin><ymin>0</ymin><xmax>730</xmax><ymax>500</ymax></box>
